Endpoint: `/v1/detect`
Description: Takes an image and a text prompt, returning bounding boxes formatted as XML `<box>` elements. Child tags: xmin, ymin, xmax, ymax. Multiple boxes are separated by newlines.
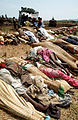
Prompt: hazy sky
<box><xmin>0</xmin><ymin>0</ymin><xmax>78</xmax><ymax>20</ymax></box>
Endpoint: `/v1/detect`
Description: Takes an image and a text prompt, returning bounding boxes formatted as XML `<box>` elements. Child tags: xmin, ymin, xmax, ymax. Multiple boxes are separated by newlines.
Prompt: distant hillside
<box><xmin>44</xmin><ymin>19</ymin><xmax>78</xmax><ymax>28</ymax></box>
<box><xmin>69</xmin><ymin>19</ymin><xmax>78</xmax><ymax>21</ymax></box>
<box><xmin>57</xmin><ymin>19</ymin><xmax>78</xmax><ymax>21</ymax></box>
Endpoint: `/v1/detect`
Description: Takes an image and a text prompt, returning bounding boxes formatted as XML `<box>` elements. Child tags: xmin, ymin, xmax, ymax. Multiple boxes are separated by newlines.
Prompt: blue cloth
<box><xmin>66</xmin><ymin>38</ymin><xmax>78</xmax><ymax>45</ymax></box>
<box><xmin>45</xmin><ymin>116</ymin><xmax>50</xmax><ymax>120</ymax></box>
<box><xmin>40</xmin><ymin>24</ymin><xmax>45</xmax><ymax>28</ymax></box>
<box><xmin>48</xmin><ymin>89</ymin><xmax>54</xmax><ymax>95</ymax></box>
<box><xmin>69</xmin><ymin>35</ymin><xmax>78</xmax><ymax>41</ymax></box>
<box><xmin>34</xmin><ymin>22</ymin><xmax>38</xmax><ymax>27</ymax></box>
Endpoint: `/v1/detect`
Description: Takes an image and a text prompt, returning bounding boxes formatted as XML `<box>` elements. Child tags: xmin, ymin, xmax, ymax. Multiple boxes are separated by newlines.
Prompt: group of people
<box><xmin>21</xmin><ymin>14</ymin><xmax>43</xmax><ymax>28</ymax></box>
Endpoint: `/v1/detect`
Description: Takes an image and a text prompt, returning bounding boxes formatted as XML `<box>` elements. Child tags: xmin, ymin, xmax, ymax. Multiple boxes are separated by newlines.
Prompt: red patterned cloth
<box><xmin>38</xmin><ymin>48</ymin><xmax>52</xmax><ymax>62</ymax></box>
<box><xmin>40</xmin><ymin>67</ymin><xmax>78</xmax><ymax>88</ymax></box>
<box><xmin>0</xmin><ymin>62</ymin><xmax>6</xmax><ymax>68</ymax></box>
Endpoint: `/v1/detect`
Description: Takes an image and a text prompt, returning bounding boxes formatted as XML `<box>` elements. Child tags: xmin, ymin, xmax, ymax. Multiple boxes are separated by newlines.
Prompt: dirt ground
<box><xmin>0</xmin><ymin>43</ymin><xmax>31</xmax><ymax>59</ymax></box>
<box><xmin>0</xmin><ymin>43</ymin><xmax>78</xmax><ymax>120</ymax></box>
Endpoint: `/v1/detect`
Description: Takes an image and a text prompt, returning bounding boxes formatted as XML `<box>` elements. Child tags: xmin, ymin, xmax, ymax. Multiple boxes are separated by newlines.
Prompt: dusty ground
<box><xmin>0</xmin><ymin>43</ymin><xmax>78</xmax><ymax>120</ymax></box>
<box><xmin>0</xmin><ymin>43</ymin><xmax>31</xmax><ymax>58</ymax></box>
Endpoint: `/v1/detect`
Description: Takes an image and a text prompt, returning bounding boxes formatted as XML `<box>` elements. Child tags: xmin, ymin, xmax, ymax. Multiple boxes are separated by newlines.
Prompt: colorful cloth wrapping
<box><xmin>38</xmin><ymin>48</ymin><xmax>52</xmax><ymax>62</ymax></box>
<box><xmin>23</xmin><ymin>64</ymin><xmax>61</xmax><ymax>93</ymax></box>
<box><xmin>39</xmin><ymin>67</ymin><xmax>78</xmax><ymax>88</ymax></box>
<box><xmin>25</xmin><ymin>31</ymin><xmax>39</xmax><ymax>43</ymax></box>
<box><xmin>32</xmin><ymin>42</ymin><xmax>78</xmax><ymax>69</ymax></box>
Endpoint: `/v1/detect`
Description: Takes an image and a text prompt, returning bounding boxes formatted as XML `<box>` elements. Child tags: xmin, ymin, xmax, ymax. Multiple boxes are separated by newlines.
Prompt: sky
<box><xmin>0</xmin><ymin>0</ymin><xmax>78</xmax><ymax>20</ymax></box>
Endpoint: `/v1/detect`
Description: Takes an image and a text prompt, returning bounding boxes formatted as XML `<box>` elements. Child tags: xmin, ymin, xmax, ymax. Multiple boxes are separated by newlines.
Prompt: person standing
<box><xmin>13</xmin><ymin>17</ymin><xmax>16</xmax><ymax>29</ymax></box>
